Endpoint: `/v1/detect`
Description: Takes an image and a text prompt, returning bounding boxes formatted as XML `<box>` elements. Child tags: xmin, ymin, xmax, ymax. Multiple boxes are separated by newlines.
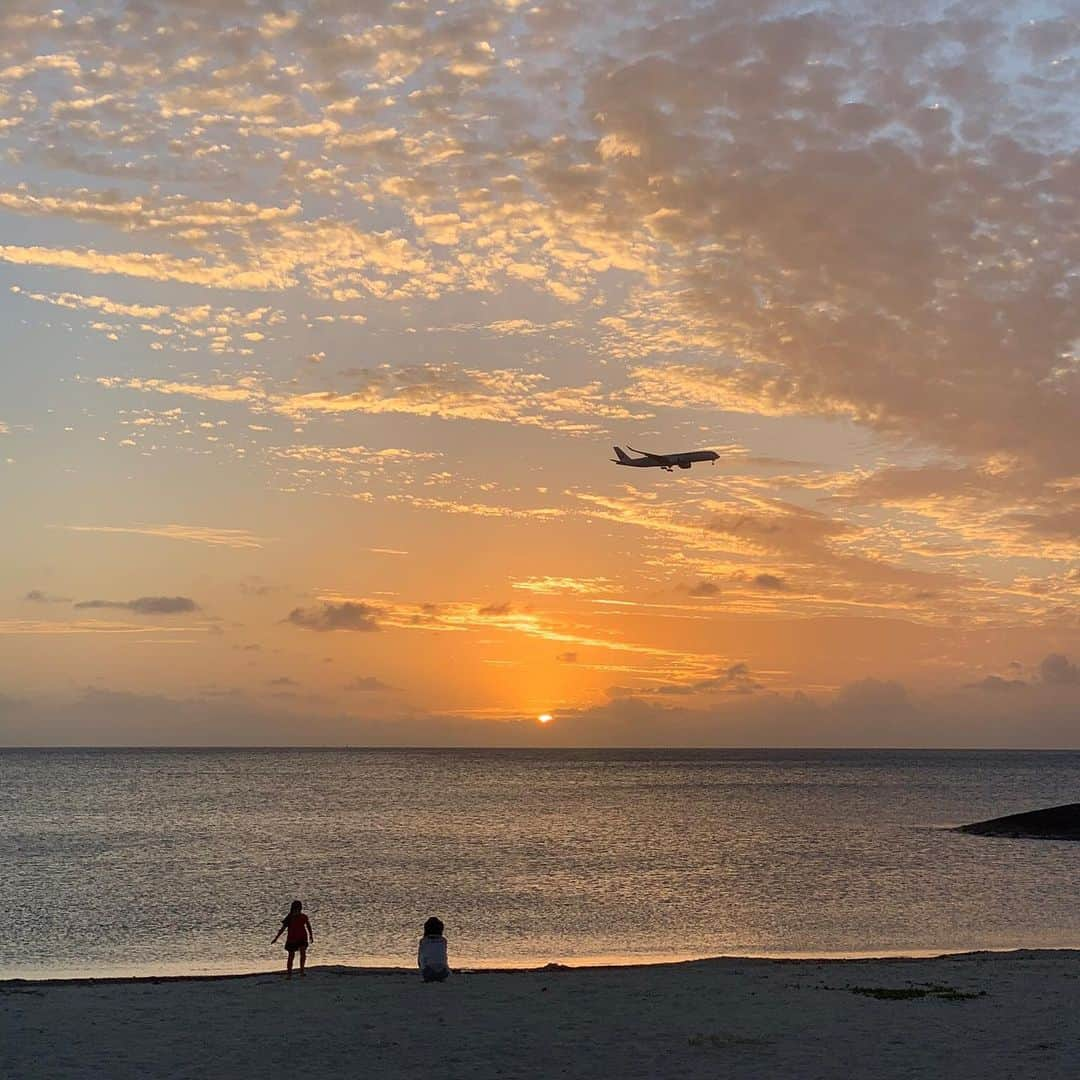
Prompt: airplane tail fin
<box><xmin>612</xmin><ymin>445</ymin><xmax>633</xmax><ymax>464</ymax></box>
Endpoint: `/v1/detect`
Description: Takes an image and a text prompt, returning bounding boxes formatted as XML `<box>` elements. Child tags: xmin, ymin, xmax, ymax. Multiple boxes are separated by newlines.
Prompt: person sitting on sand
<box><xmin>417</xmin><ymin>916</ymin><xmax>450</xmax><ymax>982</ymax></box>
<box><xmin>271</xmin><ymin>899</ymin><xmax>313</xmax><ymax>978</ymax></box>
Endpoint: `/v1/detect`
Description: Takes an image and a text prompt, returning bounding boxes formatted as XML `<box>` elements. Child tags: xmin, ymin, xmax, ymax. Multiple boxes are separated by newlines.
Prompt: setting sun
<box><xmin>538</xmin><ymin>714</ymin><xmax>553</xmax><ymax>725</ymax></box>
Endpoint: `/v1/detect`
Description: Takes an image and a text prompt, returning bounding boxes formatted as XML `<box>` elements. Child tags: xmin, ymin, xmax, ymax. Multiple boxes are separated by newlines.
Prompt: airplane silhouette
<box><xmin>611</xmin><ymin>446</ymin><xmax>720</xmax><ymax>471</ymax></box>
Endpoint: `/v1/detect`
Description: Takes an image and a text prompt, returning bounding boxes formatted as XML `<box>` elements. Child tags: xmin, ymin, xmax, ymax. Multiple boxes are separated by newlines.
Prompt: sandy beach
<box><xmin>3</xmin><ymin>950</ymin><xmax>1078</xmax><ymax>1079</ymax></box>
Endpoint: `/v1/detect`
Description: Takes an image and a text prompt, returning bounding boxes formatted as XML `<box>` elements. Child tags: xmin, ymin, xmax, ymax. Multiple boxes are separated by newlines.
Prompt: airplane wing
<box><xmin>626</xmin><ymin>446</ymin><xmax>672</xmax><ymax>465</ymax></box>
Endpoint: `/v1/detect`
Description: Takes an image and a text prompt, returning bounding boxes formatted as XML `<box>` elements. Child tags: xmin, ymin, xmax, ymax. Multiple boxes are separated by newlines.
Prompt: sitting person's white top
<box><xmin>418</xmin><ymin>934</ymin><xmax>449</xmax><ymax>979</ymax></box>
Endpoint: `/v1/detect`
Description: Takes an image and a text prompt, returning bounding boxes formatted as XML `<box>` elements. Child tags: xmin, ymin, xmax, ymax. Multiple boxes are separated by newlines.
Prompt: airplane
<box><xmin>611</xmin><ymin>445</ymin><xmax>721</xmax><ymax>471</ymax></box>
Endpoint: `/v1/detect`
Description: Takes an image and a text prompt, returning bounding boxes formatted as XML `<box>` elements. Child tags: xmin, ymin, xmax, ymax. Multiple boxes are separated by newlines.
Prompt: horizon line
<box><xmin>3</xmin><ymin>744</ymin><xmax>1080</xmax><ymax>752</ymax></box>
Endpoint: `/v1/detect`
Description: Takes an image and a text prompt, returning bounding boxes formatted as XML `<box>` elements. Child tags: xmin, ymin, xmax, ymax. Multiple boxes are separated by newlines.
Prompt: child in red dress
<box><xmin>271</xmin><ymin>899</ymin><xmax>313</xmax><ymax>978</ymax></box>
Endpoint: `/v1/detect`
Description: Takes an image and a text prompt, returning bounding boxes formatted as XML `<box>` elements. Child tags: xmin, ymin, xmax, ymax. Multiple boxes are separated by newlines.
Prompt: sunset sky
<box><xmin>1</xmin><ymin>0</ymin><xmax>1077</xmax><ymax>745</ymax></box>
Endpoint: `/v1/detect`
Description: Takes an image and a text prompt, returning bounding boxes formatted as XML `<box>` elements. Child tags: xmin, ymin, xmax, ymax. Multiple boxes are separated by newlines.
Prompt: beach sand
<box><xmin>3</xmin><ymin>951</ymin><xmax>1078</xmax><ymax>1079</ymax></box>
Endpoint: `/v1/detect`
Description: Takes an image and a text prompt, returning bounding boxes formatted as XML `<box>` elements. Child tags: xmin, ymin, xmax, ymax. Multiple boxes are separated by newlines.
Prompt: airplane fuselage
<box><xmin>611</xmin><ymin>446</ymin><xmax>720</xmax><ymax>471</ymax></box>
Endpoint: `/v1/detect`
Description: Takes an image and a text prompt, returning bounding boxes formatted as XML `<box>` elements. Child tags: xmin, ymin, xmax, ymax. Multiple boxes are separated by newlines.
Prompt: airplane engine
<box><xmin>678</xmin><ymin>461</ymin><xmax>692</xmax><ymax>469</ymax></box>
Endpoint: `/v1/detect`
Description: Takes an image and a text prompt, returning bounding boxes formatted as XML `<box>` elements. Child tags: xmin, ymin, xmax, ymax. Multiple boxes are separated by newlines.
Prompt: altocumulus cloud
<box><xmin>286</xmin><ymin>601</ymin><xmax>381</xmax><ymax>632</ymax></box>
<box><xmin>73</xmin><ymin>596</ymin><xmax>199</xmax><ymax>614</ymax></box>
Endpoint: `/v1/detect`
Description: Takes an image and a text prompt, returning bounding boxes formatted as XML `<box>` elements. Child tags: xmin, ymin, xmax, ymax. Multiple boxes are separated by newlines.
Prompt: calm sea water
<box><xmin>2</xmin><ymin>748</ymin><xmax>1079</xmax><ymax>979</ymax></box>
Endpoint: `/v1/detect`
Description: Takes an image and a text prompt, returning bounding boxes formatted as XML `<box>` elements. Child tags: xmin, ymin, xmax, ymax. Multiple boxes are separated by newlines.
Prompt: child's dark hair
<box><xmin>423</xmin><ymin>916</ymin><xmax>444</xmax><ymax>937</ymax></box>
<box><xmin>281</xmin><ymin>899</ymin><xmax>303</xmax><ymax>929</ymax></box>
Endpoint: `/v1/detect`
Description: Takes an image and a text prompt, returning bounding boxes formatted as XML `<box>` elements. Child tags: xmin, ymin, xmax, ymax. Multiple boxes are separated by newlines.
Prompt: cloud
<box><xmin>967</xmin><ymin>675</ymin><xmax>1028</xmax><ymax>692</ymax></box>
<box><xmin>0</xmin><ymin>243</ymin><xmax>294</xmax><ymax>290</ymax></box>
<box><xmin>10</xmin><ymin>286</ymin><xmax>286</xmax><ymax>356</ymax></box>
<box><xmin>344</xmin><ymin>676</ymin><xmax>395</xmax><ymax>692</ymax></box>
<box><xmin>59</xmin><ymin>523</ymin><xmax>268</xmax><ymax>549</ymax></box>
<box><xmin>95</xmin><ymin>378</ymin><xmax>261</xmax><ymax>406</ymax></box>
<box><xmin>0</xmin><ymin>620</ymin><xmax>208</xmax><ymax>637</ymax></box>
<box><xmin>579</xmin><ymin>488</ymin><xmax>965</xmax><ymax>617</ymax></box>
<box><xmin>0</xmin><ymin>688</ymin><xmax>548</xmax><ymax>747</ymax></box>
<box><xmin>832</xmin><ymin>463</ymin><xmax>1080</xmax><ymax>564</ymax></box>
<box><xmin>687</xmin><ymin>581</ymin><xmax>719</xmax><ymax>597</ymax></box>
<box><xmin>0</xmin><ymin>192</ymin><xmax>436</xmax><ymax>299</ymax></box>
<box><xmin>272</xmin><ymin>365</ymin><xmax>636</xmax><ymax>428</ymax></box>
<box><xmin>575</xmin><ymin>9</ymin><xmax>1078</xmax><ymax>483</ymax></box>
<box><xmin>97</xmin><ymin>366</ymin><xmax>642</xmax><ymax>433</ymax></box>
<box><xmin>2</xmin><ymin>0</ymin><xmax>1077</xmax><ymax>720</ymax></box>
<box><xmin>559</xmin><ymin>680</ymin><xmax>1080</xmax><ymax>748</ymax></box>
<box><xmin>239</xmin><ymin>579</ymin><xmax>280</xmax><ymax>597</ymax></box>
<box><xmin>640</xmin><ymin>661</ymin><xmax>761</xmax><ymax>698</ymax></box>
<box><xmin>24</xmin><ymin>589</ymin><xmax>70</xmax><ymax>603</ymax></box>
<box><xmin>5</xmin><ymin>660</ymin><xmax>1080</xmax><ymax>747</ymax></box>
<box><xmin>328</xmin><ymin>594</ymin><xmax>693</xmax><ymax>663</ymax></box>
<box><xmin>4</xmin><ymin>3</ymin><xmax>1074</xmax><ymax>473</ymax></box>
<box><xmin>160</xmin><ymin>88</ymin><xmax>288</xmax><ymax>118</ymax></box>
<box><xmin>752</xmin><ymin>574</ymin><xmax>787</xmax><ymax>591</ymax></box>
<box><xmin>286</xmin><ymin>601</ymin><xmax>381</xmax><ymax>632</ymax></box>
<box><xmin>1040</xmin><ymin>654</ymin><xmax>1079</xmax><ymax>686</ymax></box>
<box><xmin>0</xmin><ymin>188</ymin><xmax>300</xmax><ymax>232</ymax></box>
<box><xmin>512</xmin><ymin>576</ymin><xmax>616</xmax><ymax>596</ymax></box>
<box><xmin>73</xmin><ymin>596</ymin><xmax>199</xmax><ymax>615</ymax></box>
<box><xmin>389</xmin><ymin>494</ymin><xmax>566</xmax><ymax>522</ymax></box>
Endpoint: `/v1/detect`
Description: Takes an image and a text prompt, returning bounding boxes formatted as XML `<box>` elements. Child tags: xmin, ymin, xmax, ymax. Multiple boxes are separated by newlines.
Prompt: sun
<box><xmin>537</xmin><ymin>713</ymin><xmax>553</xmax><ymax>725</ymax></box>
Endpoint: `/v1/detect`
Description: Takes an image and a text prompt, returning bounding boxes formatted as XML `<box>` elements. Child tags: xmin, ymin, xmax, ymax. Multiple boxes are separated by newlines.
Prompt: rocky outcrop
<box><xmin>957</xmin><ymin>803</ymin><xmax>1080</xmax><ymax>841</ymax></box>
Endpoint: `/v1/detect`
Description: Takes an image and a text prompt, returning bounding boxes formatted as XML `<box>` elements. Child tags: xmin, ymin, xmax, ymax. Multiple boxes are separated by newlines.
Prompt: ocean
<box><xmin>2</xmin><ymin>748</ymin><xmax>1078</xmax><ymax>979</ymax></box>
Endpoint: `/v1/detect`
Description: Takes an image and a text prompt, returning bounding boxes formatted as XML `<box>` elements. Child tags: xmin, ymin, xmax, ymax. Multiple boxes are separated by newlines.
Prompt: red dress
<box><xmin>284</xmin><ymin>913</ymin><xmax>310</xmax><ymax>949</ymax></box>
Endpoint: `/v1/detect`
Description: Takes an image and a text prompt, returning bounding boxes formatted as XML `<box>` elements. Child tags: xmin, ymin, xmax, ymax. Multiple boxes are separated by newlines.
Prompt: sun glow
<box><xmin>538</xmin><ymin>714</ymin><xmax>553</xmax><ymax>724</ymax></box>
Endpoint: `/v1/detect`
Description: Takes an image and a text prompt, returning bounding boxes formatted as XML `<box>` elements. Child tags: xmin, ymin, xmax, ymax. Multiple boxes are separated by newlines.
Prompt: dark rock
<box><xmin>957</xmin><ymin>803</ymin><xmax>1080</xmax><ymax>841</ymax></box>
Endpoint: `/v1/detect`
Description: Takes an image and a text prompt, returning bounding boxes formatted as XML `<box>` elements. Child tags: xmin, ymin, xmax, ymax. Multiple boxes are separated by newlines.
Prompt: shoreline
<box><xmin>5</xmin><ymin>944</ymin><xmax>1078</xmax><ymax>986</ymax></box>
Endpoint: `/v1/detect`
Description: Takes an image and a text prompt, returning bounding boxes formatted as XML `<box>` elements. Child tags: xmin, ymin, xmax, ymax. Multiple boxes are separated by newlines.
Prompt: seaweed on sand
<box><xmin>845</xmin><ymin>983</ymin><xmax>985</xmax><ymax>1002</ymax></box>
